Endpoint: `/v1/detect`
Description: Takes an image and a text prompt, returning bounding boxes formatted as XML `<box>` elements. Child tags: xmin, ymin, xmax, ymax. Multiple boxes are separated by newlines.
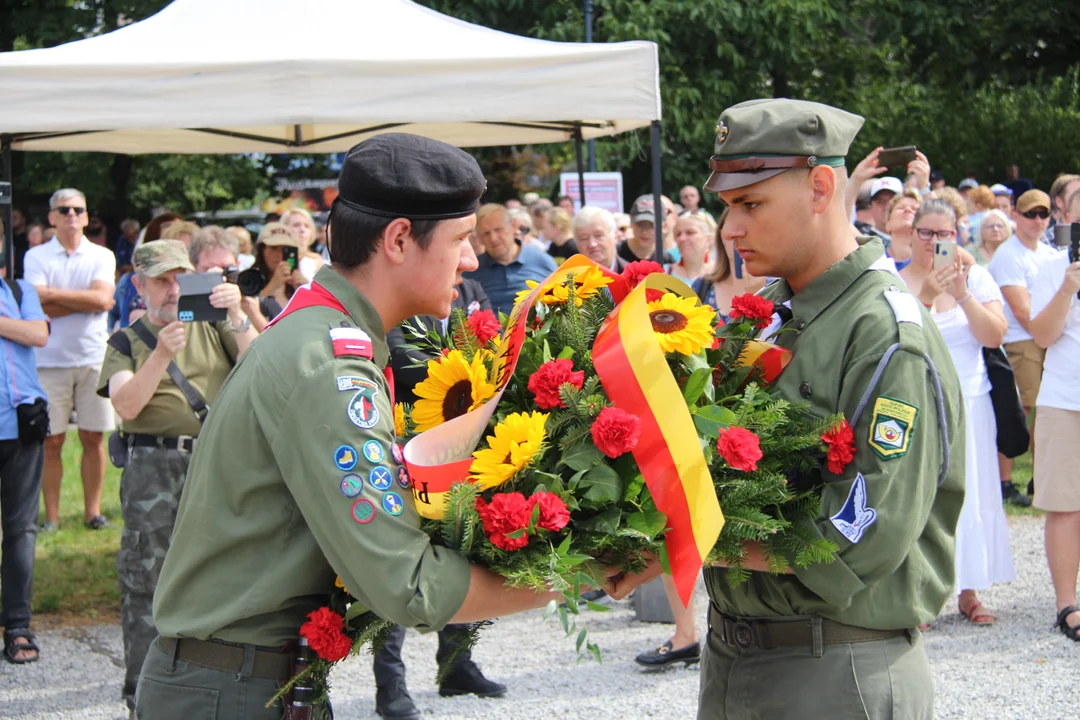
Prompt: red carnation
<box><xmin>527</xmin><ymin>359</ymin><xmax>585</xmax><ymax>410</ymax></box>
<box><xmin>645</xmin><ymin>288</ymin><xmax>666</xmax><ymax>303</ymax></box>
<box><xmin>591</xmin><ymin>406</ymin><xmax>642</xmax><ymax>458</ymax></box>
<box><xmin>300</xmin><ymin>607</ymin><xmax>353</xmax><ymax>662</ymax></box>
<box><xmin>466</xmin><ymin>309</ymin><xmax>502</xmax><ymax>345</ymax></box>
<box><xmin>822</xmin><ymin>419</ymin><xmax>856</xmax><ymax>475</ymax></box>
<box><xmin>622</xmin><ymin>260</ymin><xmax>664</xmax><ymax>288</ymax></box>
<box><xmin>530</xmin><ymin>491</ymin><xmax>570</xmax><ymax>532</ymax></box>
<box><xmin>729</xmin><ymin>294</ymin><xmax>775</xmax><ymax>329</ymax></box>
<box><xmin>476</xmin><ymin>493</ymin><xmax>532</xmax><ymax>551</ymax></box>
<box><xmin>716</xmin><ymin>426</ymin><xmax>763</xmax><ymax>472</ymax></box>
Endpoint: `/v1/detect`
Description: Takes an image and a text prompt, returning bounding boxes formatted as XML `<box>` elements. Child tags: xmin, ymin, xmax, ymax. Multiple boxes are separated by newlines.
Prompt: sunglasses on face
<box><xmin>1021</xmin><ymin>209</ymin><xmax>1050</xmax><ymax>220</ymax></box>
<box><xmin>54</xmin><ymin>206</ymin><xmax>86</xmax><ymax>216</ymax></box>
<box><xmin>915</xmin><ymin>228</ymin><xmax>957</xmax><ymax>242</ymax></box>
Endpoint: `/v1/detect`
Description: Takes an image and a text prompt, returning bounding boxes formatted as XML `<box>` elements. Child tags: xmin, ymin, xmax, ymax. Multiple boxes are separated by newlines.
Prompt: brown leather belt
<box><xmin>159</xmin><ymin>637</ymin><xmax>293</xmax><ymax>681</ymax></box>
<box><xmin>708</xmin><ymin>604</ymin><xmax>907</xmax><ymax>650</ymax></box>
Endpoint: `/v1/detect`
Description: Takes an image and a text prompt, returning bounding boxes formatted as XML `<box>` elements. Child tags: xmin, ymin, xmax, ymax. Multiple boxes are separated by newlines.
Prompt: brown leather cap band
<box><xmin>709</xmin><ymin>156</ymin><xmax>816</xmax><ymax>173</ymax></box>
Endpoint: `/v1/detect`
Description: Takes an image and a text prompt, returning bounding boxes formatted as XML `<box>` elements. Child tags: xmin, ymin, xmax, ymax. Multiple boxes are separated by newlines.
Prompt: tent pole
<box><xmin>584</xmin><ymin>0</ymin><xmax>596</xmax><ymax>172</ymax></box>
<box><xmin>650</xmin><ymin>120</ymin><xmax>663</xmax><ymax>262</ymax></box>
<box><xmin>574</xmin><ymin>128</ymin><xmax>587</xmax><ymax>207</ymax></box>
<box><xmin>1</xmin><ymin>136</ymin><xmax>12</xmax><ymax>279</ymax></box>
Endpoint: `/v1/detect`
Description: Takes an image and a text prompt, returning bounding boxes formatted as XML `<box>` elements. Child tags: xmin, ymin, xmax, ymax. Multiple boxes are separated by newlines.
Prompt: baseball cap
<box><xmin>990</xmin><ymin>183</ymin><xmax>1013</xmax><ymax>197</ymax></box>
<box><xmin>1015</xmin><ymin>190</ymin><xmax>1051</xmax><ymax>214</ymax></box>
<box><xmin>257</xmin><ymin>222</ymin><xmax>299</xmax><ymax>247</ymax></box>
<box><xmin>703</xmin><ymin>98</ymin><xmax>864</xmax><ymax>193</ymax></box>
<box><xmin>957</xmin><ymin>178</ymin><xmax>979</xmax><ymax>191</ymax></box>
<box><xmin>870</xmin><ymin>177</ymin><xmax>904</xmax><ymax>199</ymax></box>
<box><xmin>630</xmin><ymin>195</ymin><xmax>665</xmax><ymax>225</ymax></box>
<box><xmin>133</xmin><ymin>240</ymin><xmax>195</xmax><ymax>278</ymax></box>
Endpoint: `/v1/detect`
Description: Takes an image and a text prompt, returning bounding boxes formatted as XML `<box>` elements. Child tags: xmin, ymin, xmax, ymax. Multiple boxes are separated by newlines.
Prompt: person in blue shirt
<box><xmin>0</xmin><ymin>273</ymin><xmax>50</xmax><ymax>665</ymax></box>
<box><xmin>465</xmin><ymin>203</ymin><xmax>557</xmax><ymax>314</ymax></box>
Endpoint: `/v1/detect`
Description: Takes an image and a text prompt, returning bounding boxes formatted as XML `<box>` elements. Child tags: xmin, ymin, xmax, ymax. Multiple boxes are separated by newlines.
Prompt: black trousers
<box><xmin>0</xmin><ymin>438</ymin><xmax>45</xmax><ymax>634</ymax></box>
<box><xmin>373</xmin><ymin>623</ymin><xmax>473</xmax><ymax>689</ymax></box>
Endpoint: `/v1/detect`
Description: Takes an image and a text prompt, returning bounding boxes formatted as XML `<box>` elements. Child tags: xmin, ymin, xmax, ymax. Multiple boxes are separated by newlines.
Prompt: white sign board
<box><xmin>560</xmin><ymin>172</ymin><xmax>624</xmax><ymax>214</ymax></box>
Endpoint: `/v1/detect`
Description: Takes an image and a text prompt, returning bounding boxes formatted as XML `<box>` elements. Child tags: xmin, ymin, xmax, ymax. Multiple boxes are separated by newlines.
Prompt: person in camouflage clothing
<box><xmin>96</xmin><ymin>240</ymin><xmax>256</xmax><ymax>714</ymax></box>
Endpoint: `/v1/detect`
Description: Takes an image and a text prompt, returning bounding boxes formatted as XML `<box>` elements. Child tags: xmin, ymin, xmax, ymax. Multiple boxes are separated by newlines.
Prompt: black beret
<box><xmin>336</xmin><ymin>133</ymin><xmax>487</xmax><ymax>220</ymax></box>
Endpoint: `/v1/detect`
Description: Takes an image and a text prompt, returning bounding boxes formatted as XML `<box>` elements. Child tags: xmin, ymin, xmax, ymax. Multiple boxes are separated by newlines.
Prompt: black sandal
<box><xmin>1053</xmin><ymin>606</ymin><xmax>1080</xmax><ymax>642</ymax></box>
<box><xmin>3</xmin><ymin>630</ymin><xmax>40</xmax><ymax>664</ymax></box>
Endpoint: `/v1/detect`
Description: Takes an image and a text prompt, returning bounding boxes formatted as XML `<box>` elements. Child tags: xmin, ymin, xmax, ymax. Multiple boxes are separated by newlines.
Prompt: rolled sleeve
<box><xmin>793</xmin><ymin>348</ymin><xmax>954</xmax><ymax>609</ymax></box>
<box><xmin>272</xmin><ymin>356</ymin><xmax>470</xmax><ymax>630</ymax></box>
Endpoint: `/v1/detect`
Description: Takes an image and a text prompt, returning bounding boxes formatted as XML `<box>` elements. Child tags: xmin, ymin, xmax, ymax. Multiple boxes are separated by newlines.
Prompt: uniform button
<box><xmin>800</xmin><ymin>382</ymin><xmax>812</xmax><ymax>399</ymax></box>
<box><xmin>795</xmin><ymin>319</ymin><xmax>807</xmax><ymax>330</ymax></box>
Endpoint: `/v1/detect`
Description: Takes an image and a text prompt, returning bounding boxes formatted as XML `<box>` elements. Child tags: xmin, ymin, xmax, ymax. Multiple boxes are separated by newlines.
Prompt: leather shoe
<box><xmin>375</xmin><ymin>683</ymin><xmax>421</xmax><ymax>720</ymax></box>
<box><xmin>1001</xmin><ymin>481</ymin><xmax>1031</xmax><ymax>507</ymax></box>
<box><xmin>634</xmin><ymin>640</ymin><xmax>700</xmax><ymax>668</ymax></box>
<box><xmin>438</xmin><ymin>660</ymin><xmax>507</xmax><ymax>698</ymax></box>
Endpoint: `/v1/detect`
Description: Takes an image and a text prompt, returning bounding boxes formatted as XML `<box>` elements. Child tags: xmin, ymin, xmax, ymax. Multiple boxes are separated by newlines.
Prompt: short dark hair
<box><xmin>327</xmin><ymin>199</ymin><xmax>441</xmax><ymax>269</ymax></box>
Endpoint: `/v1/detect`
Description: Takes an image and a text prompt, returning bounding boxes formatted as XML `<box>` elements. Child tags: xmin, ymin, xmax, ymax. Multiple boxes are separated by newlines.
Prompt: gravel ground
<box><xmin>1</xmin><ymin>515</ymin><xmax>1075</xmax><ymax>719</ymax></box>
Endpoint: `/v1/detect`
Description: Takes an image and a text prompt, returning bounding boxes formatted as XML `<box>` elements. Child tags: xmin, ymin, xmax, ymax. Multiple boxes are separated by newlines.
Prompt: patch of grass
<box><xmin>31</xmin><ymin>430</ymin><xmax>124</xmax><ymax>617</ymax></box>
<box><xmin>1004</xmin><ymin>449</ymin><xmax>1041</xmax><ymax>518</ymax></box>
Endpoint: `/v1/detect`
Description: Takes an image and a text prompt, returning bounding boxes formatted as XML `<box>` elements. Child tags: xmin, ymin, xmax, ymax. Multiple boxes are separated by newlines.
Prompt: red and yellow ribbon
<box><xmin>593</xmin><ymin>273</ymin><xmax>724</xmax><ymax>607</ymax></box>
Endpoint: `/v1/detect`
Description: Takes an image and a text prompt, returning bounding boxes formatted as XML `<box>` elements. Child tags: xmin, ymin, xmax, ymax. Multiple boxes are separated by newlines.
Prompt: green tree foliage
<box><xmin>5</xmin><ymin>0</ymin><xmax>1079</xmax><ymax>219</ymax></box>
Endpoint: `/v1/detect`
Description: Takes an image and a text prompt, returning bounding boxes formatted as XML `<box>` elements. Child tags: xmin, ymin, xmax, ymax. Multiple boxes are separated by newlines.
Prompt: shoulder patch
<box><xmin>830</xmin><ymin>473</ymin><xmax>877</xmax><ymax>543</ymax></box>
<box><xmin>867</xmin><ymin>396</ymin><xmax>919</xmax><ymax>459</ymax></box>
<box><xmin>330</xmin><ymin>327</ymin><xmax>373</xmax><ymax>359</ymax></box>
<box><xmin>883</xmin><ymin>289</ymin><xmax>923</xmax><ymax>327</ymax></box>
<box><xmin>346</xmin><ymin>378</ymin><xmax>380</xmax><ymax>429</ymax></box>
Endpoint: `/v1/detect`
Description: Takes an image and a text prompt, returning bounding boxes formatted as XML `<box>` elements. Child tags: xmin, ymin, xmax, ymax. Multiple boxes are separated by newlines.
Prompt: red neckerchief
<box><xmin>264</xmin><ymin>281</ymin><xmax>395</xmax><ymax>405</ymax></box>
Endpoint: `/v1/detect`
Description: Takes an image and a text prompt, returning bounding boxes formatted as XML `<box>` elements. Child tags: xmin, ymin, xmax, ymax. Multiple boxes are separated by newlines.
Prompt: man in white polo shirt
<box><xmin>23</xmin><ymin>188</ymin><xmax>117</xmax><ymax>531</ymax></box>
<box><xmin>988</xmin><ymin>189</ymin><xmax>1057</xmax><ymax>506</ymax></box>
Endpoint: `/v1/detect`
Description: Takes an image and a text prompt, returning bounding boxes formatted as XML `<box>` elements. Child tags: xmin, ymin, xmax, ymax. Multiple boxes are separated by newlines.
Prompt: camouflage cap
<box><xmin>703</xmin><ymin>99</ymin><xmax>865</xmax><ymax>193</ymax></box>
<box><xmin>133</xmin><ymin>240</ymin><xmax>195</xmax><ymax>277</ymax></box>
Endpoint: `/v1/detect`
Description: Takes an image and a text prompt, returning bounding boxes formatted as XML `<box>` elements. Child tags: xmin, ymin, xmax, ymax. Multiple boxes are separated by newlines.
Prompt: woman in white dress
<box><xmin>900</xmin><ymin>197</ymin><xmax>1014</xmax><ymax>625</ymax></box>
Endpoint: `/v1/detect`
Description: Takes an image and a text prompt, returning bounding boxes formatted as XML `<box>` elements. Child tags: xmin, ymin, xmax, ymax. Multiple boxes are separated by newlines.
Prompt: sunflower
<box><xmin>394</xmin><ymin>403</ymin><xmax>408</xmax><ymax>437</ymax></box>
<box><xmin>514</xmin><ymin>267</ymin><xmax>612</xmax><ymax>307</ymax></box>
<box><xmin>412</xmin><ymin>350</ymin><xmax>497</xmax><ymax>432</ymax></box>
<box><xmin>647</xmin><ymin>293</ymin><xmax>717</xmax><ymax>355</ymax></box>
<box><xmin>470</xmin><ymin>411</ymin><xmax>549</xmax><ymax>490</ymax></box>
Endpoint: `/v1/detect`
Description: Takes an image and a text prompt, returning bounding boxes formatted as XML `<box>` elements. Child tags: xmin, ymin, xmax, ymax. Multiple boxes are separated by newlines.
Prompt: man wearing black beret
<box><xmin>135</xmin><ymin>134</ymin><xmax>656</xmax><ymax>719</ymax></box>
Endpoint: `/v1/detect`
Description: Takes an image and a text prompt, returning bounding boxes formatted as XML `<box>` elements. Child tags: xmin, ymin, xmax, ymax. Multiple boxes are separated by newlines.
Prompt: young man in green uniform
<box><xmin>696</xmin><ymin>99</ymin><xmax>965</xmax><ymax>720</ymax></box>
<box><xmin>99</xmin><ymin>240</ymin><xmax>256</xmax><ymax>715</ymax></box>
<box><xmin>137</xmin><ymin>134</ymin><xmax>656</xmax><ymax>719</ymax></box>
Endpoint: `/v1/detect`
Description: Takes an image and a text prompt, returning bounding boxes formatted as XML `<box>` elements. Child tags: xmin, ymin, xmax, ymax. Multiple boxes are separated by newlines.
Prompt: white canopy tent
<box><xmin>0</xmin><ymin>0</ymin><xmax>667</xmax><ymax>270</ymax></box>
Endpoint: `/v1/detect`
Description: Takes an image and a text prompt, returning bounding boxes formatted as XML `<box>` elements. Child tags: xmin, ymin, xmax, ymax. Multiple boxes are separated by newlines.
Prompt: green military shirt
<box><xmin>153</xmin><ymin>266</ymin><xmax>471</xmax><ymax>646</ymax></box>
<box><xmin>97</xmin><ymin>317</ymin><xmax>239</xmax><ymax>437</ymax></box>
<box><xmin>704</xmin><ymin>238</ymin><xmax>965</xmax><ymax>630</ymax></box>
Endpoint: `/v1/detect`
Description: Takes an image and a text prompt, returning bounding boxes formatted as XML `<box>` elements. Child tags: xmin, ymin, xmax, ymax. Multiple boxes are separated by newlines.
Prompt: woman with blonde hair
<box><xmin>225</xmin><ymin>226</ymin><xmax>256</xmax><ymax>270</ymax></box>
<box><xmin>971</xmin><ymin>209</ymin><xmax>1012</xmax><ymax>267</ymax></box>
<box><xmin>666</xmin><ymin>214</ymin><xmax>712</xmax><ymax>285</ymax></box>
<box><xmin>544</xmin><ymin>207</ymin><xmax>578</xmax><ymax>262</ymax></box>
<box><xmin>277</xmin><ymin>209</ymin><xmax>325</xmax><ymax>281</ymax></box>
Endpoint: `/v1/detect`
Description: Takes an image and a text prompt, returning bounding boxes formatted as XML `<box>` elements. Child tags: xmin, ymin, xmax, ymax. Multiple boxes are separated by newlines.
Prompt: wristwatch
<box><xmin>229</xmin><ymin>315</ymin><xmax>252</xmax><ymax>333</ymax></box>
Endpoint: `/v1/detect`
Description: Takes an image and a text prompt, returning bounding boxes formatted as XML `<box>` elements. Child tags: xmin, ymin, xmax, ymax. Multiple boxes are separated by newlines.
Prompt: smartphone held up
<box><xmin>933</xmin><ymin>240</ymin><xmax>958</xmax><ymax>271</ymax></box>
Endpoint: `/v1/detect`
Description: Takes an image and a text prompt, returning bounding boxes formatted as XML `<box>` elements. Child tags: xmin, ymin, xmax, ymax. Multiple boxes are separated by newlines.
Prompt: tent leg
<box><xmin>1</xmin><ymin>136</ymin><xmax>12</xmax><ymax>280</ymax></box>
<box><xmin>574</xmin><ymin>129</ymin><xmax>587</xmax><ymax>207</ymax></box>
<box><xmin>650</xmin><ymin>120</ymin><xmax>664</xmax><ymax>262</ymax></box>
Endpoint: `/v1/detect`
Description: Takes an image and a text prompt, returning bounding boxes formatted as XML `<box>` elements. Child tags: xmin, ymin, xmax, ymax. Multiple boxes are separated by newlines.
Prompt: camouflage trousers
<box><xmin>118</xmin><ymin>446</ymin><xmax>191</xmax><ymax>710</ymax></box>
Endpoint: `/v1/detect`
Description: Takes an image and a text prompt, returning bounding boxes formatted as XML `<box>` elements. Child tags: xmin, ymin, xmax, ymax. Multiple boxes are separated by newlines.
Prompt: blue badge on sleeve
<box><xmin>362</xmin><ymin>440</ymin><xmax>385</xmax><ymax>464</ymax></box>
<box><xmin>396</xmin><ymin>465</ymin><xmax>410</xmax><ymax>489</ymax></box>
<box><xmin>369</xmin><ymin>466</ymin><xmax>393</xmax><ymax>491</ymax></box>
<box><xmin>340</xmin><ymin>474</ymin><xmax>364</xmax><ymax>498</ymax></box>
<box><xmin>334</xmin><ymin>445</ymin><xmax>358</xmax><ymax>471</ymax></box>
<box><xmin>382</xmin><ymin>491</ymin><xmax>405</xmax><ymax>516</ymax></box>
<box><xmin>830</xmin><ymin>473</ymin><xmax>877</xmax><ymax>544</ymax></box>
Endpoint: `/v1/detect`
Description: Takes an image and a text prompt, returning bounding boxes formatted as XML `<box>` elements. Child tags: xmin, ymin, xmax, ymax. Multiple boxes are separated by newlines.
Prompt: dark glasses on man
<box><xmin>54</xmin><ymin>206</ymin><xmax>86</xmax><ymax>216</ymax></box>
<box><xmin>1021</xmin><ymin>209</ymin><xmax>1050</xmax><ymax>220</ymax></box>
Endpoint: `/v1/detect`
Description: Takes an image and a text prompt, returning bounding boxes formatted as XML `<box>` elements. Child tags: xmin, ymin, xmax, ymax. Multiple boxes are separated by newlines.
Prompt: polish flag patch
<box><xmin>330</xmin><ymin>327</ymin><xmax>373</xmax><ymax>359</ymax></box>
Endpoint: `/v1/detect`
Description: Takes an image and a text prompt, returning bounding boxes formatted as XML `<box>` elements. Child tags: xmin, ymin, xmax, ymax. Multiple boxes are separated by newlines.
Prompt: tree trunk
<box><xmin>772</xmin><ymin>68</ymin><xmax>791</xmax><ymax>99</ymax></box>
<box><xmin>109</xmin><ymin>154</ymin><xmax>133</xmax><ymax>221</ymax></box>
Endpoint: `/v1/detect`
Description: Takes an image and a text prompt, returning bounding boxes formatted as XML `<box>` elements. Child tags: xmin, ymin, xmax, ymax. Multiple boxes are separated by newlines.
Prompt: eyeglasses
<box><xmin>54</xmin><ymin>206</ymin><xmax>86</xmax><ymax>216</ymax></box>
<box><xmin>1021</xmin><ymin>209</ymin><xmax>1050</xmax><ymax>220</ymax></box>
<box><xmin>982</xmin><ymin>223</ymin><xmax>1006</xmax><ymax>232</ymax></box>
<box><xmin>914</xmin><ymin>228</ymin><xmax>957</xmax><ymax>242</ymax></box>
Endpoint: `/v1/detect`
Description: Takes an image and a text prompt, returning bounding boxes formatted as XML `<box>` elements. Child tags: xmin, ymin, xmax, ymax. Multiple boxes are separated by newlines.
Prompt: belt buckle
<box><xmin>177</xmin><ymin>435</ymin><xmax>195</xmax><ymax>452</ymax></box>
<box><xmin>733</xmin><ymin>620</ymin><xmax>754</xmax><ymax>649</ymax></box>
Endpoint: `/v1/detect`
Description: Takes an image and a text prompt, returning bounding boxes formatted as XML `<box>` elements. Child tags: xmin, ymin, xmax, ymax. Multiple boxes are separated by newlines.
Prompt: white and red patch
<box><xmin>330</xmin><ymin>327</ymin><xmax>373</xmax><ymax>359</ymax></box>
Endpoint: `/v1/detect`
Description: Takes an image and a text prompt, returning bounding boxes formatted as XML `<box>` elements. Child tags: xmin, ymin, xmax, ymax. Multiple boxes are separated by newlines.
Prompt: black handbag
<box><xmin>983</xmin><ymin>346</ymin><xmax>1031</xmax><ymax>458</ymax></box>
<box><xmin>16</xmin><ymin>397</ymin><xmax>49</xmax><ymax>445</ymax></box>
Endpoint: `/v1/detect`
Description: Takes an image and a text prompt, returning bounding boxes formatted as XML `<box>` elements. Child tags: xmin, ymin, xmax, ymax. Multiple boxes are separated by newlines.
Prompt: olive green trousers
<box><xmin>697</xmin><ymin>626</ymin><xmax>933</xmax><ymax>720</ymax></box>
